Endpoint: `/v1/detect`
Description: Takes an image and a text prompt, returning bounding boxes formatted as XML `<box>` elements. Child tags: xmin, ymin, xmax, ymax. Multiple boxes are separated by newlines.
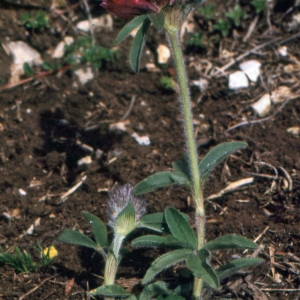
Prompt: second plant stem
<box><xmin>166</xmin><ymin>27</ymin><xmax>205</xmax><ymax>300</ymax></box>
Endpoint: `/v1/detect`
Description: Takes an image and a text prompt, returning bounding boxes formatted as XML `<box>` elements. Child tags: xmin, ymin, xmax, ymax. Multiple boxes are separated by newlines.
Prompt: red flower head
<box><xmin>101</xmin><ymin>0</ymin><xmax>174</xmax><ymax>18</ymax></box>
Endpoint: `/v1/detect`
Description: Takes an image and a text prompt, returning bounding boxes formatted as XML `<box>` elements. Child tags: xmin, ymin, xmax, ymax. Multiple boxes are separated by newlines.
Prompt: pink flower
<box><xmin>101</xmin><ymin>0</ymin><xmax>172</xmax><ymax>18</ymax></box>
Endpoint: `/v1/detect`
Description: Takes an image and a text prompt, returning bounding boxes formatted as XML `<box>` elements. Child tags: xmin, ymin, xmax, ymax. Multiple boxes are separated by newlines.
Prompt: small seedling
<box><xmin>251</xmin><ymin>0</ymin><xmax>267</xmax><ymax>14</ymax></box>
<box><xmin>198</xmin><ymin>3</ymin><xmax>216</xmax><ymax>20</ymax></box>
<box><xmin>64</xmin><ymin>37</ymin><xmax>116</xmax><ymax>69</ymax></box>
<box><xmin>186</xmin><ymin>31</ymin><xmax>205</xmax><ymax>49</ymax></box>
<box><xmin>226</xmin><ymin>4</ymin><xmax>248</xmax><ymax>27</ymax></box>
<box><xmin>213</xmin><ymin>18</ymin><xmax>232</xmax><ymax>37</ymax></box>
<box><xmin>20</xmin><ymin>11</ymin><xmax>49</xmax><ymax>30</ymax></box>
<box><xmin>0</xmin><ymin>246</ymin><xmax>36</xmax><ymax>274</ymax></box>
<box><xmin>0</xmin><ymin>242</ymin><xmax>57</xmax><ymax>273</ymax></box>
<box><xmin>160</xmin><ymin>76</ymin><xmax>174</xmax><ymax>90</ymax></box>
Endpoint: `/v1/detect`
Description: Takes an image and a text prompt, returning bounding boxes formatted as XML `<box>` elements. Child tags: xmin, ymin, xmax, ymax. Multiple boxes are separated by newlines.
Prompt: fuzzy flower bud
<box><xmin>107</xmin><ymin>183</ymin><xmax>146</xmax><ymax>230</ymax></box>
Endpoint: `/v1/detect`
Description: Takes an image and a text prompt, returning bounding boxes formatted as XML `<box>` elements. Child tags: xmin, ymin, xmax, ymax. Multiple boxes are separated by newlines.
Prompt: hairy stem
<box><xmin>165</xmin><ymin>22</ymin><xmax>205</xmax><ymax>300</ymax></box>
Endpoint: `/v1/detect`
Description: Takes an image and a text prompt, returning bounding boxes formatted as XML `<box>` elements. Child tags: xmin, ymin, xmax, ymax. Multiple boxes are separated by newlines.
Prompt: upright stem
<box><xmin>165</xmin><ymin>25</ymin><xmax>205</xmax><ymax>300</ymax></box>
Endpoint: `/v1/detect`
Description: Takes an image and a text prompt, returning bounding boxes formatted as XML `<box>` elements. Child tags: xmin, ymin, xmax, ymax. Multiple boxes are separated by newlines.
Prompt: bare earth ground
<box><xmin>0</xmin><ymin>0</ymin><xmax>300</xmax><ymax>299</ymax></box>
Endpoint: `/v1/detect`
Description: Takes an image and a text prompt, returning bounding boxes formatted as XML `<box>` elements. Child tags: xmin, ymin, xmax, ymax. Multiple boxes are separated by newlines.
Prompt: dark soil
<box><xmin>0</xmin><ymin>0</ymin><xmax>300</xmax><ymax>299</ymax></box>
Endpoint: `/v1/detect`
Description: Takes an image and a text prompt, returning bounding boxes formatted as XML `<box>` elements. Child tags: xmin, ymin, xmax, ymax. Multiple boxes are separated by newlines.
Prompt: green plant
<box><xmin>251</xmin><ymin>0</ymin><xmax>267</xmax><ymax>14</ymax></box>
<box><xmin>198</xmin><ymin>3</ymin><xmax>216</xmax><ymax>20</ymax></box>
<box><xmin>64</xmin><ymin>37</ymin><xmax>116</xmax><ymax>69</ymax></box>
<box><xmin>213</xmin><ymin>18</ymin><xmax>232</xmax><ymax>37</ymax></box>
<box><xmin>0</xmin><ymin>242</ymin><xmax>57</xmax><ymax>273</ymax></box>
<box><xmin>0</xmin><ymin>247</ymin><xmax>36</xmax><ymax>274</ymax></box>
<box><xmin>186</xmin><ymin>32</ymin><xmax>205</xmax><ymax>48</ymax></box>
<box><xmin>160</xmin><ymin>76</ymin><xmax>174</xmax><ymax>90</ymax></box>
<box><xmin>20</xmin><ymin>11</ymin><xmax>49</xmax><ymax>30</ymax></box>
<box><xmin>226</xmin><ymin>4</ymin><xmax>248</xmax><ymax>27</ymax></box>
<box><xmin>58</xmin><ymin>0</ymin><xmax>263</xmax><ymax>299</ymax></box>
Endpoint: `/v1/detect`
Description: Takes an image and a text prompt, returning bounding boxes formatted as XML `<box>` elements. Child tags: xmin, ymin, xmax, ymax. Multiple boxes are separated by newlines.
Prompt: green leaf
<box><xmin>186</xmin><ymin>249</ymin><xmax>219</xmax><ymax>290</ymax></box>
<box><xmin>132</xmin><ymin>235</ymin><xmax>193</xmax><ymax>249</ymax></box>
<box><xmin>130</xmin><ymin>18</ymin><xmax>151</xmax><ymax>73</ymax></box>
<box><xmin>139</xmin><ymin>212</ymin><xmax>165</xmax><ymax>232</ymax></box>
<box><xmin>115</xmin><ymin>15</ymin><xmax>148</xmax><ymax>45</ymax></box>
<box><xmin>148</xmin><ymin>11</ymin><xmax>165</xmax><ymax>31</ymax></box>
<box><xmin>216</xmin><ymin>257</ymin><xmax>263</xmax><ymax>280</ymax></box>
<box><xmin>140</xmin><ymin>281</ymin><xmax>170</xmax><ymax>300</ymax></box>
<box><xmin>82</xmin><ymin>211</ymin><xmax>108</xmax><ymax>247</ymax></box>
<box><xmin>204</xmin><ymin>234</ymin><xmax>258</xmax><ymax>251</ymax></box>
<box><xmin>172</xmin><ymin>155</ymin><xmax>191</xmax><ymax>180</ymax></box>
<box><xmin>89</xmin><ymin>284</ymin><xmax>130</xmax><ymax>297</ymax></box>
<box><xmin>199</xmin><ymin>142</ymin><xmax>247</xmax><ymax>180</ymax></box>
<box><xmin>169</xmin><ymin>172</ymin><xmax>191</xmax><ymax>186</ymax></box>
<box><xmin>23</xmin><ymin>62</ymin><xmax>34</xmax><ymax>77</ymax></box>
<box><xmin>142</xmin><ymin>249</ymin><xmax>194</xmax><ymax>284</ymax></box>
<box><xmin>165</xmin><ymin>207</ymin><xmax>196</xmax><ymax>249</ymax></box>
<box><xmin>58</xmin><ymin>229</ymin><xmax>98</xmax><ymax>251</ymax></box>
<box><xmin>133</xmin><ymin>171</ymin><xmax>184</xmax><ymax>195</ymax></box>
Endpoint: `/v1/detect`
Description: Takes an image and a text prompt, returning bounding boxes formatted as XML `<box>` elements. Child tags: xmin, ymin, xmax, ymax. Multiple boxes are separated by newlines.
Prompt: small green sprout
<box><xmin>0</xmin><ymin>242</ymin><xmax>57</xmax><ymax>273</ymax></box>
<box><xmin>186</xmin><ymin>32</ymin><xmax>205</xmax><ymax>48</ymax></box>
<box><xmin>20</xmin><ymin>11</ymin><xmax>49</xmax><ymax>30</ymax></box>
<box><xmin>213</xmin><ymin>19</ymin><xmax>232</xmax><ymax>37</ymax></box>
<box><xmin>251</xmin><ymin>0</ymin><xmax>267</xmax><ymax>14</ymax></box>
<box><xmin>64</xmin><ymin>37</ymin><xmax>116</xmax><ymax>69</ymax></box>
<box><xmin>0</xmin><ymin>246</ymin><xmax>36</xmax><ymax>274</ymax></box>
<box><xmin>226</xmin><ymin>4</ymin><xmax>248</xmax><ymax>27</ymax></box>
<box><xmin>198</xmin><ymin>4</ymin><xmax>216</xmax><ymax>20</ymax></box>
<box><xmin>160</xmin><ymin>76</ymin><xmax>174</xmax><ymax>90</ymax></box>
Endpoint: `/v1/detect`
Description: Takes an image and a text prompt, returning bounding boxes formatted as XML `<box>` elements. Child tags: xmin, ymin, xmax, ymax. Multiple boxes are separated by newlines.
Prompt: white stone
<box><xmin>157</xmin><ymin>44</ymin><xmax>171</xmax><ymax>64</ymax></box>
<box><xmin>192</xmin><ymin>78</ymin><xmax>209</xmax><ymax>91</ymax></box>
<box><xmin>7</xmin><ymin>41</ymin><xmax>43</xmax><ymax>70</ymax></box>
<box><xmin>76</xmin><ymin>15</ymin><xmax>113</xmax><ymax>32</ymax></box>
<box><xmin>18</xmin><ymin>188</ymin><xmax>27</xmax><ymax>196</ymax></box>
<box><xmin>52</xmin><ymin>36</ymin><xmax>74</xmax><ymax>59</ymax></box>
<box><xmin>228</xmin><ymin>71</ymin><xmax>249</xmax><ymax>90</ymax></box>
<box><xmin>131</xmin><ymin>132</ymin><xmax>150</xmax><ymax>146</ymax></box>
<box><xmin>251</xmin><ymin>94</ymin><xmax>271</xmax><ymax>117</ymax></box>
<box><xmin>74</xmin><ymin>67</ymin><xmax>94</xmax><ymax>85</ymax></box>
<box><xmin>6</xmin><ymin>40</ymin><xmax>43</xmax><ymax>84</ymax></box>
<box><xmin>239</xmin><ymin>60</ymin><xmax>261</xmax><ymax>82</ymax></box>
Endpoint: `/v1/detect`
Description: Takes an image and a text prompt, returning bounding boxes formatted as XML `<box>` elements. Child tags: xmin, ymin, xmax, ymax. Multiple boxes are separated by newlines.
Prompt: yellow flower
<box><xmin>43</xmin><ymin>246</ymin><xmax>58</xmax><ymax>259</ymax></box>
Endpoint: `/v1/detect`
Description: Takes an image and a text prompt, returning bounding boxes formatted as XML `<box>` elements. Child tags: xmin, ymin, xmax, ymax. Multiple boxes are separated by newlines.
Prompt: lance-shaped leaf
<box><xmin>186</xmin><ymin>249</ymin><xmax>219</xmax><ymax>290</ymax></box>
<box><xmin>132</xmin><ymin>235</ymin><xmax>193</xmax><ymax>250</ymax></box>
<box><xmin>115</xmin><ymin>15</ymin><xmax>148</xmax><ymax>45</ymax></box>
<box><xmin>142</xmin><ymin>249</ymin><xmax>194</xmax><ymax>284</ymax></box>
<box><xmin>89</xmin><ymin>284</ymin><xmax>130</xmax><ymax>297</ymax></box>
<box><xmin>133</xmin><ymin>171</ymin><xmax>187</xmax><ymax>195</ymax></box>
<box><xmin>199</xmin><ymin>142</ymin><xmax>247</xmax><ymax>180</ymax></box>
<box><xmin>130</xmin><ymin>18</ymin><xmax>151</xmax><ymax>73</ymax></box>
<box><xmin>215</xmin><ymin>257</ymin><xmax>263</xmax><ymax>280</ymax></box>
<box><xmin>165</xmin><ymin>207</ymin><xmax>197</xmax><ymax>249</ymax></box>
<box><xmin>148</xmin><ymin>11</ymin><xmax>165</xmax><ymax>30</ymax></box>
<box><xmin>139</xmin><ymin>212</ymin><xmax>165</xmax><ymax>232</ymax></box>
<box><xmin>140</xmin><ymin>281</ymin><xmax>170</xmax><ymax>300</ymax></box>
<box><xmin>82</xmin><ymin>211</ymin><xmax>108</xmax><ymax>247</ymax></box>
<box><xmin>204</xmin><ymin>234</ymin><xmax>258</xmax><ymax>251</ymax></box>
<box><xmin>58</xmin><ymin>229</ymin><xmax>98</xmax><ymax>251</ymax></box>
<box><xmin>172</xmin><ymin>155</ymin><xmax>191</xmax><ymax>180</ymax></box>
